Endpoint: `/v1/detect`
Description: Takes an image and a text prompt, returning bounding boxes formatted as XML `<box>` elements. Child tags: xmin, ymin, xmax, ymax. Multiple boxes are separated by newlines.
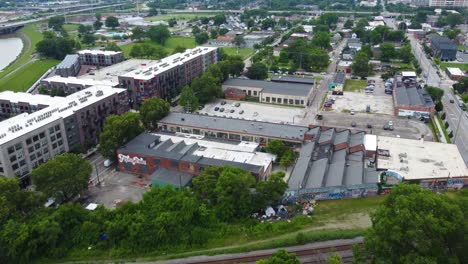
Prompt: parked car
<box><xmin>214</xmin><ymin>107</ymin><xmax>220</xmax><ymax>111</ymax></box>
<box><xmin>351</xmin><ymin>122</ymin><xmax>357</xmax><ymax>127</ymax></box>
<box><xmin>230</xmin><ymin>109</ymin><xmax>235</xmax><ymax>113</ymax></box>
<box><xmin>383</xmin><ymin>124</ymin><xmax>389</xmax><ymax>130</ymax></box>
<box><xmin>220</xmin><ymin>107</ymin><xmax>225</xmax><ymax>112</ymax></box>
<box><xmin>221</xmin><ymin>101</ymin><xmax>227</xmax><ymax>105</ymax></box>
<box><xmin>367</xmin><ymin>123</ymin><xmax>372</xmax><ymax>128</ymax></box>
<box><xmin>235</xmin><ymin>103</ymin><xmax>241</xmax><ymax>107</ymax></box>
<box><xmin>239</xmin><ymin>110</ymin><xmax>244</xmax><ymax>114</ymax></box>
<box><xmin>324</xmin><ymin>102</ymin><xmax>333</xmax><ymax>107</ymax></box>
<box><xmin>361</xmin><ymin>77</ymin><xmax>367</xmax><ymax>80</ymax></box>
<box><xmin>350</xmin><ymin>110</ymin><xmax>355</xmax><ymax>115</ymax></box>
<box><xmin>450</xmin><ymin>99</ymin><xmax>454</xmax><ymax>103</ymax></box>
<box><xmin>351</xmin><ymin>76</ymin><xmax>359</xmax><ymax>79</ymax></box>
<box><xmin>388</xmin><ymin>121</ymin><xmax>393</xmax><ymax>126</ymax></box>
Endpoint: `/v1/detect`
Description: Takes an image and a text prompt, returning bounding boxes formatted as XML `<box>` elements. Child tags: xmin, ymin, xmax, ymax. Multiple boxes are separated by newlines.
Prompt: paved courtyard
<box><xmin>84</xmin><ymin>171</ymin><xmax>149</xmax><ymax>209</ymax></box>
<box><xmin>199</xmin><ymin>99</ymin><xmax>306</xmax><ymax>125</ymax></box>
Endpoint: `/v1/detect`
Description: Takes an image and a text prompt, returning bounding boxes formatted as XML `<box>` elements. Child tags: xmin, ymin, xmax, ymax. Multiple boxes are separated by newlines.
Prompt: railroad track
<box><xmin>154</xmin><ymin>238</ymin><xmax>363</xmax><ymax>264</ymax></box>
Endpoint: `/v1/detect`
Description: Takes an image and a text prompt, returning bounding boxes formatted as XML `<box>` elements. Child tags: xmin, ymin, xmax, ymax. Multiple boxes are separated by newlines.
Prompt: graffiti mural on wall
<box><xmin>282</xmin><ymin>187</ymin><xmax>379</xmax><ymax>203</ymax></box>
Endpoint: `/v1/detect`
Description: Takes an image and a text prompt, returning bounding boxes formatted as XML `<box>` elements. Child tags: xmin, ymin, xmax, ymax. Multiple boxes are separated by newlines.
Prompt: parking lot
<box><xmin>199</xmin><ymin>99</ymin><xmax>306</xmax><ymax>124</ymax></box>
<box><xmin>84</xmin><ymin>171</ymin><xmax>149</xmax><ymax>209</ymax></box>
<box><xmin>325</xmin><ymin>77</ymin><xmax>394</xmax><ymax>115</ymax></box>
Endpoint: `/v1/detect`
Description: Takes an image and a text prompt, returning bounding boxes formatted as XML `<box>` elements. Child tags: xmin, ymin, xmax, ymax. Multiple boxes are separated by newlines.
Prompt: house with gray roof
<box><xmin>222</xmin><ymin>78</ymin><xmax>315</xmax><ymax>106</ymax></box>
<box><xmin>393</xmin><ymin>76</ymin><xmax>435</xmax><ymax>118</ymax></box>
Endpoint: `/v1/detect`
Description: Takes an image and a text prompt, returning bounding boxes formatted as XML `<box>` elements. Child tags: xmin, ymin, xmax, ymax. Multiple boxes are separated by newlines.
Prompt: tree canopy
<box><xmin>139</xmin><ymin>97</ymin><xmax>170</xmax><ymax>130</ymax></box>
<box><xmin>247</xmin><ymin>62</ymin><xmax>268</xmax><ymax>80</ymax></box>
<box><xmin>105</xmin><ymin>16</ymin><xmax>119</xmax><ymax>29</ymax></box>
<box><xmin>425</xmin><ymin>86</ymin><xmax>444</xmax><ymax>103</ymax></box>
<box><xmin>131</xmin><ymin>26</ymin><xmax>146</xmax><ymax>41</ymax></box>
<box><xmin>179</xmin><ymin>85</ymin><xmax>199</xmax><ymax>112</ymax></box>
<box><xmin>453</xmin><ymin>77</ymin><xmax>468</xmax><ymax>95</ymax></box>
<box><xmin>99</xmin><ymin>112</ymin><xmax>143</xmax><ymax>160</ymax></box>
<box><xmin>256</xmin><ymin>249</ymin><xmax>301</xmax><ymax>264</ymax></box>
<box><xmin>148</xmin><ymin>25</ymin><xmax>171</xmax><ymax>45</ymax></box>
<box><xmin>379</xmin><ymin>43</ymin><xmax>396</xmax><ymax>62</ymax></box>
<box><xmin>362</xmin><ymin>184</ymin><xmax>466</xmax><ymax>263</ymax></box>
<box><xmin>48</xmin><ymin>16</ymin><xmax>65</xmax><ymax>31</ymax></box>
<box><xmin>31</xmin><ymin>153</ymin><xmax>92</xmax><ymax>203</ymax></box>
<box><xmin>351</xmin><ymin>50</ymin><xmax>370</xmax><ymax>78</ymax></box>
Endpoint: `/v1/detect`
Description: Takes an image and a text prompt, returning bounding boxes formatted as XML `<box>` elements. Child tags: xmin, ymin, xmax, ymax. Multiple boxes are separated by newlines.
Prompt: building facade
<box><xmin>118</xmin><ymin>47</ymin><xmax>219</xmax><ymax>107</ymax></box>
<box><xmin>78</xmin><ymin>50</ymin><xmax>124</xmax><ymax>66</ymax></box>
<box><xmin>0</xmin><ymin>86</ymin><xmax>128</xmax><ymax>186</ymax></box>
<box><xmin>40</xmin><ymin>76</ymin><xmax>117</xmax><ymax>95</ymax></box>
<box><xmin>429</xmin><ymin>0</ymin><xmax>467</xmax><ymax>6</ymax></box>
<box><xmin>0</xmin><ymin>92</ymin><xmax>64</xmax><ymax>120</ymax></box>
<box><xmin>430</xmin><ymin>36</ymin><xmax>457</xmax><ymax>61</ymax></box>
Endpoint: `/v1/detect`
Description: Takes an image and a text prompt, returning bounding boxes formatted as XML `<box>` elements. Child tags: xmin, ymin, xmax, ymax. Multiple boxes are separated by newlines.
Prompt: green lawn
<box><xmin>63</xmin><ymin>23</ymin><xmax>79</xmax><ymax>33</ymax></box>
<box><xmin>390</xmin><ymin>62</ymin><xmax>415</xmax><ymax>70</ymax></box>
<box><xmin>221</xmin><ymin>47</ymin><xmax>254</xmax><ymax>59</ymax></box>
<box><xmin>0</xmin><ymin>24</ymin><xmax>44</xmax><ymax>80</ymax></box>
<box><xmin>458</xmin><ymin>45</ymin><xmax>465</xmax><ymax>51</ymax></box>
<box><xmin>344</xmin><ymin>79</ymin><xmax>367</xmax><ymax>92</ymax></box>
<box><xmin>121</xmin><ymin>37</ymin><xmax>196</xmax><ymax>58</ymax></box>
<box><xmin>436</xmin><ymin>113</ymin><xmax>452</xmax><ymax>143</ymax></box>
<box><xmin>439</xmin><ymin>62</ymin><xmax>468</xmax><ymax>72</ymax></box>
<box><xmin>144</xmin><ymin>12</ymin><xmax>223</xmax><ymax>21</ymax></box>
<box><xmin>0</xmin><ymin>59</ymin><xmax>59</xmax><ymax>92</ymax></box>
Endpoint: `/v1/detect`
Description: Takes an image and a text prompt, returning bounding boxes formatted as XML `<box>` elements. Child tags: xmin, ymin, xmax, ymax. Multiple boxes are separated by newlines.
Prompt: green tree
<box><xmin>191</xmin><ymin>74</ymin><xmax>223</xmax><ymax>103</ymax></box>
<box><xmin>148</xmin><ymin>24</ymin><xmax>171</xmax><ymax>45</ymax></box>
<box><xmin>266</xmin><ymin>140</ymin><xmax>286</xmax><ymax>160</ymax></box>
<box><xmin>93</xmin><ymin>20</ymin><xmax>103</xmax><ymax>31</ymax></box>
<box><xmin>247</xmin><ymin>62</ymin><xmax>268</xmax><ymax>80</ymax></box>
<box><xmin>81</xmin><ymin>34</ymin><xmax>96</xmax><ymax>45</ymax></box>
<box><xmin>131</xmin><ymin>26</ymin><xmax>146</xmax><ymax>41</ymax></box>
<box><xmin>78</xmin><ymin>24</ymin><xmax>89</xmax><ymax>35</ymax></box>
<box><xmin>168</xmin><ymin>18</ymin><xmax>177</xmax><ymax>27</ymax></box>
<box><xmin>352</xmin><ymin>51</ymin><xmax>370</xmax><ymax>78</ymax></box>
<box><xmin>207</xmin><ymin>64</ymin><xmax>224</xmax><ymax>84</ymax></box>
<box><xmin>195</xmin><ymin>32</ymin><xmax>209</xmax><ymax>45</ymax></box>
<box><xmin>179</xmin><ymin>85</ymin><xmax>199</xmax><ymax>112</ymax></box>
<box><xmin>99</xmin><ymin>112</ymin><xmax>143</xmax><ymax>159</ymax></box>
<box><xmin>453</xmin><ymin>77</ymin><xmax>468</xmax><ymax>94</ymax></box>
<box><xmin>192</xmin><ymin>25</ymin><xmax>201</xmax><ymax>35</ymax></box>
<box><xmin>361</xmin><ymin>44</ymin><xmax>373</xmax><ymax>58</ymax></box>
<box><xmin>379</xmin><ymin>43</ymin><xmax>396</xmax><ymax>62</ymax></box>
<box><xmin>48</xmin><ymin>16</ymin><xmax>65</xmax><ymax>31</ymax></box>
<box><xmin>344</xmin><ymin>20</ymin><xmax>353</xmax><ymax>29</ymax></box>
<box><xmin>213</xmin><ymin>166</ymin><xmax>255</xmax><ymax>221</ymax></box>
<box><xmin>425</xmin><ymin>86</ymin><xmax>444</xmax><ymax>103</ymax></box>
<box><xmin>261</xmin><ymin>18</ymin><xmax>276</xmax><ymax>30</ymax></box>
<box><xmin>213</xmin><ymin>14</ymin><xmax>226</xmax><ymax>26</ymax></box>
<box><xmin>279</xmin><ymin>50</ymin><xmax>289</xmax><ymax>63</ymax></box>
<box><xmin>312</xmin><ymin>31</ymin><xmax>331</xmax><ymax>49</ymax></box>
<box><xmin>219</xmin><ymin>28</ymin><xmax>229</xmax><ymax>35</ymax></box>
<box><xmin>172</xmin><ymin>45</ymin><xmax>186</xmax><ymax>54</ymax></box>
<box><xmin>105</xmin><ymin>16</ymin><xmax>119</xmax><ymax>29</ymax></box>
<box><xmin>446</xmin><ymin>13</ymin><xmax>464</xmax><ymax>28</ymax></box>
<box><xmin>444</xmin><ymin>28</ymin><xmax>462</xmax><ymax>40</ymax></box>
<box><xmin>31</xmin><ymin>153</ymin><xmax>92</xmax><ymax>203</ymax></box>
<box><xmin>279</xmin><ymin>148</ymin><xmax>295</xmax><ymax>169</ymax></box>
<box><xmin>233</xmin><ymin>35</ymin><xmax>245</xmax><ymax>47</ymax></box>
<box><xmin>363</xmin><ymin>184</ymin><xmax>465</xmax><ymax>263</ymax></box>
<box><xmin>255</xmin><ymin>171</ymin><xmax>287</xmax><ymax>208</ymax></box>
<box><xmin>105</xmin><ymin>42</ymin><xmax>122</xmax><ymax>51</ymax></box>
<box><xmin>192</xmin><ymin>166</ymin><xmax>224</xmax><ymax>203</ymax></box>
<box><xmin>139</xmin><ymin>97</ymin><xmax>170</xmax><ymax>130</ymax></box>
<box><xmin>256</xmin><ymin>249</ymin><xmax>301</xmax><ymax>264</ymax></box>
<box><xmin>398</xmin><ymin>43</ymin><xmax>413</xmax><ymax>63</ymax></box>
<box><xmin>210</xmin><ymin>28</ymin><xmax>218</xmax><ymax>39</ymax></box>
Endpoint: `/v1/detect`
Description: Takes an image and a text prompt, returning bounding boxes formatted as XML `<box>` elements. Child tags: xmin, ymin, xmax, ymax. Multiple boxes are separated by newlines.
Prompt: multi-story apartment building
<box><xmin>0</xmin><ymin>91</ymin><xmax>64</xmax><ymax>120</ymax></box>
<box><xmin>118</xmin><ymin>47</ymin><xmax>219</xmax><ymax>106</ymax></box>
<box><xmin>78</xmin><ymin>50</ymin><xmax>124</xmax><ymax>66</ymax></box>
<box><xmin>55</xmin><ymin>54</ymin><xmax>81</xmax><ymax>77</ymax></box>
<box><xmin>0</xmin><ymin>86</ymin><xmax>128</xmax><ymax>186</ymax></box>
<box><xmin>429</xmin><ymin>0</ymin><xmax>467</xmax><ymax>6</ymax></box>
<box><xmin>40</xmin><ymin>76</ymin><xmax>117</xmax><ymax>95</ymax></box>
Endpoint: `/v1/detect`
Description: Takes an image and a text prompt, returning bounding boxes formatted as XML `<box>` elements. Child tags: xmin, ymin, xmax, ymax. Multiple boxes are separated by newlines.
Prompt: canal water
<box><xmin>0</xmin><ymin>37</ymin><xmax>23</xmax><ymax>72</ymax></box>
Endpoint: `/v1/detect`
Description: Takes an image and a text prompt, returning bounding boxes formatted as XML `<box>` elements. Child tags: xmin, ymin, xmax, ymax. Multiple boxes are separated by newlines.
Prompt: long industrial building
<box><xmin>0</xmin><ymin>86</ymin><xmax>128</xmax><ymax>186</ymax></box>
<box><xmin>118</xmin><ymin>47</ymin><xmax>219</xmax><ymax>106</ymax></box>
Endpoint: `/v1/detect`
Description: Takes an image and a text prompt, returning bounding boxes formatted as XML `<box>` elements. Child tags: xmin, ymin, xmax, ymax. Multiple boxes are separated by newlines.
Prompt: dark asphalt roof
<box><xmin>159</xmin><ymin>113</ymin><xmax>310</xmax><ymax>142</ymax></box>
<box><xmin>431</xmin><ymin>36</ymin><xmax>457</xmax><ymax>51</ymax></box>
<box><xmin>288</xmin><ymin>141</ymin><xmax>315</xmax><ymax>190</ymax></box>
<box><xmin>223</xmin><ymin>78</ymin><xmax>313</xmax><ymax>97</ymax></box>
<box><xmin>325</xmin><ymin>161</ymin><xmax>345</xmax><ymax>187</ymax></box>
<box><xmin>318</xmin><ymin>129</ymin><xmax>335</xmax><ymax>144</ymax></box>
<box><xmin>150</xmin><ymin>167</ymin><xmax>193</xmax><ymax>186</ymax></box>
<box><xmin>394</xmin><ymin>79</ymin><xmax>435</xmax><ymax>107</ymax></box>
<box><xmin>271</xmin><ymin>75</ymin><xmax>315</xmax><ymax>85</ymax></box>
<box><xmin>332</xmin><ymin>72</ymin><xmax>346</xmax><ymax>84</ymax></box>
<box><xmin>304</xmin><ymin>158</ymin><xmax>328</xmax><ymax>189</ymax></box>
<box><xmin>333</xmin><ymin>130</ymin><xmax>350</xmax><ymax>145</ymax></box>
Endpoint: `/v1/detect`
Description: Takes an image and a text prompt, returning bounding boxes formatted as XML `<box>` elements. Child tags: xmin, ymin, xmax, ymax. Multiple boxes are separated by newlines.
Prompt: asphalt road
<box><xmin>408</xmin><ymin>34</ymin><xmax>468</xmax><ymax>165</ymax></box>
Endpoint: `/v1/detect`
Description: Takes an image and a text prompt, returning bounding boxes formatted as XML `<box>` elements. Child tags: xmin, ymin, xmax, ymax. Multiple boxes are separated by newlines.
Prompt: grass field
<box><xmin>0</xmin><ymin>59</ymin><xmax>59</xmax><ymax>92</ymax></box>
<box><xmin>121</xmin><ymin>37</ymin><xmax>196</xmax><ymax>57</ymax></box>
<box><xmin>144</xmin><ymin>12</ymin><xmax>224</xmax><ymax>21</ymax></box>
<box><xmin>0</xmin><ymin>24</ymin><xmax>43</xmax><ymax>80</ymax></box>
<box><xmin>221</xmin><ymin>47</ymin><xmax>254</xmax><ymax>60</ymax></box>
<box><xmin>344</xmin><ymin>79</ymin><xmax>367</xmax><ymax>92</ymax></box>
<box><xmin>63</xmin><ymin>23</ymin><xmax>79</xmax><ymax>33</ymax></box>
<box><xmin>440</xmin><ymin>62</ymin><xmax>468</xmax><ymax>72</ymax></box>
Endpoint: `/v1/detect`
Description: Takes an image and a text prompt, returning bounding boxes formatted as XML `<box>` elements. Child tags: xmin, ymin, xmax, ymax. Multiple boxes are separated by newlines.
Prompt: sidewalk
<box><xmin>433</xmin><ymin>116</ymin><xmax>447</xmax><ymax>143</ymax></box>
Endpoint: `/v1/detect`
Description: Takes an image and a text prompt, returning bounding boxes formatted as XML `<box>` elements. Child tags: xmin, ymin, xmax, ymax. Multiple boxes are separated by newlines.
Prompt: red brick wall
<box><xmin>334</xmin><ymin>142</ymin><xmax>349</xmax><ymax>152</ymax></box>
<box><xmin>349</xmin><ymin>144</ymin><xmax>364</xmax><ymax>153</ymax></box>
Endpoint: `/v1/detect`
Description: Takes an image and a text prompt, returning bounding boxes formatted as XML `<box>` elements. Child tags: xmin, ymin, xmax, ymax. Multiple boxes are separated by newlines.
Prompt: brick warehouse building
<box><xmin>118</xmin><ymin>47</ymin><xmax>219</xmax><ymax>107</ymax></box>
<box><xmin>117</xmin><ymin>133</ymin><xmax>276</xmax><ymax>187</ymax></box>
<box><xmin>393</xmin><ymin>73</ymin><xmax>435</xmax><ymax>118</ymax></box>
